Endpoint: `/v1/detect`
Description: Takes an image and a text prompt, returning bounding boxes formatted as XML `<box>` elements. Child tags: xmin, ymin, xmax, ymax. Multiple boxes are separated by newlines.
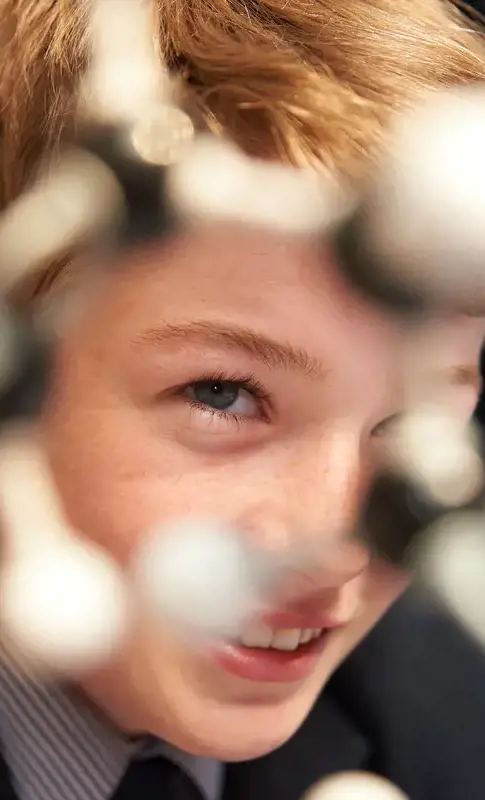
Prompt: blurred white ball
<box><xmin>303</xmin><ymin>772</ymin><xmax>409</xmax><ymax>800</ymax></box>
<box><xmin>85</xmin><ymin>0</ymin><xmax>162</xmax><ymax>124</ymax></box>
<box><xmin>383</xmin><ymin>404</ymin><xmax>483</xmax><ymax>506</ymax></box>
<box><xmin>130</xmin><ymin>105</ymin><xmax>194</xmax><ymax>166</ymax></box>
<box><xmin>0</xmin><ymin>149</ymin><xmax>123</xmax><ymax>291</ymax></box>
<box><xmin>0</xmin><ymin>540</ymin><xmax>129</xmax><ymax>674</ymax></box>
<box><xmin>364</xmin><ymin>86</ymin><xmax>485</xmax><ymax>311</ymax></box>
<box><xmin>169</xmin><ymin>135</ymin><xmax>347</xmax><ymax>234</ymax></box>
<box><xmin>416</xmin><ymin>511</ymin><xmax>485</xmax><ymax>647</ymax></box>
<box><xmin>132</xmin><ymin>518</ymin><xmax>267</xmax><ymax>639</ymax></box>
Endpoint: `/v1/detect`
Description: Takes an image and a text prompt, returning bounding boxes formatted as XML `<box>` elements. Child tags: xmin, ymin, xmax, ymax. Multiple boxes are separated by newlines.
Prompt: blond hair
<box><xmin>0</xmin><ymin>0</ymin><xmax>484</xmax><ymax>299</ymax></box>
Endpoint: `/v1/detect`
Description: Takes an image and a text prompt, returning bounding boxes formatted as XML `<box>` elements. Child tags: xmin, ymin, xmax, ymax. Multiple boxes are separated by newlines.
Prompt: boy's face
<box><xmin>42</xmin><ymin>224</ymin><xmax>484</xmax><ymax>760</ymax></box>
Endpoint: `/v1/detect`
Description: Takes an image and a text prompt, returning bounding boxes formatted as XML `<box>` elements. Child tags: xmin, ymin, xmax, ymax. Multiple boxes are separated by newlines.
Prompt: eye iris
<box><xmin>193</xmin><ymin>381</ymin><xmax>239</xmax><ymax>410</ymax></box>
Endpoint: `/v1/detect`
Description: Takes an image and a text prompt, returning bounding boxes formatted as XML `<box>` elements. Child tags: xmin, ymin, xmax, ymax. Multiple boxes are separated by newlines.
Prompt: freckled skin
<box><xmin>41</xmin><ymin>224</ymin><xmax>484</xmax><ymax>760</ymax></box>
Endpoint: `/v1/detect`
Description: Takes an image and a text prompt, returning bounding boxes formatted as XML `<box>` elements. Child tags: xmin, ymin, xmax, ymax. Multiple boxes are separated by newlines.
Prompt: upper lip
<box><xmin>260</xmin><ymin>611</ymin><xmax>345</xmax><ymax>629</ymax></box>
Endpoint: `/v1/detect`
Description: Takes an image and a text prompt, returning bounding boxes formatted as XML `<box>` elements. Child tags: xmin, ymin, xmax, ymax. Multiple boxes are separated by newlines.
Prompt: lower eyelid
<box><xmin>185</xmin><ymin>398</ymin><xmax>270</xmax><ymax>431</ymax></box>
<box><xmin>187</xmin><ymin>399</ymin><xmax>234</xmax><ymax>418</ymax></box>
<box><xmin>185</xmin><ymin>402</ymin><xmax>252</xmax><ymax>436</ymax></box>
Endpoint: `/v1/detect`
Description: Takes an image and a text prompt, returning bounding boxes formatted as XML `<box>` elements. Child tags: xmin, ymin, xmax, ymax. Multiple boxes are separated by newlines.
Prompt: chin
<box><xmin>143</xmin><ymin>671</ymin><xmax>321</xmax><ymax>761</ymax></box>
<box><xmin>155</xmin><ymin>702</ymin><xmax>311</xmax><ymax>761</ymax></box>
<box><xmin>85</xmin><ymin>631</ymin><xmax>327</xmax><ymax>761</ymax></box>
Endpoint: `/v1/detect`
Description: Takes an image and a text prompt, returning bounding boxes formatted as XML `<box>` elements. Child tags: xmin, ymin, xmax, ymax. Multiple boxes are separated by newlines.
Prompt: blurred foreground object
<box><xmin>380</xmin><ymin>404</ymin><xmax>483</xmax><ymax>508</ymax></box>
<box><xmin>1</xmin><ymin>0</ymin><xmax>485</xmax><ymax>675</ymax></box>
<box><xmin>0</xmin><ymin>431</ymin><xmax>130</xmax><ymax>674</ymax></box>
<box><xmin>335</xmin><ymin>86</ymin><xmax>485</xmax><ymax>316</ymax></box>
<box><xmin>415</xmin><ymin>510</ymin><xmax>485</xmax><ymax>649</ymax></box>
<box><xmin>302</xmin><ymin>772</ymin><xmax>409</xmax><ymax>799</ymax></box>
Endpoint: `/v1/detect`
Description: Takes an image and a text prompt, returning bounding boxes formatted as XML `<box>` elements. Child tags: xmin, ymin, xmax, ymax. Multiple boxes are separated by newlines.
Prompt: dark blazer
<box><xmin>2</xmin><ymin>587</ymin><xmax>485</xmax><ymax>800</ymax></box>
<box><xmin>467</xmin><ymin>1</ymin><xmax>485</xmax><ymax>17</ymax></box>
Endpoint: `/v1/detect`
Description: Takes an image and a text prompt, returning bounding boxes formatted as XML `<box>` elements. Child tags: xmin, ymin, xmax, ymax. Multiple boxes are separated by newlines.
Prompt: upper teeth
<box><xmin>239</xmin><ymin>623</ymin><xmax>323</xmax><ymax>651</ymax></box>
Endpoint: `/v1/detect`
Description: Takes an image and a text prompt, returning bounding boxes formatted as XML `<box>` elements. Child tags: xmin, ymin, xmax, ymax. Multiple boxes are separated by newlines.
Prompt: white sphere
<box><xmin>303</xmin><ymin>772</ymin><xmax>409</xmax><ymax>800</ymax></box>
<box><xmin>132</xmin><ymin>518</ymin><xmax>267</xmax><ymax>639</ymax></box>
<box><xmin>0</xmin><ymin>149</ymin><xmax>123</xmax><ymax>291</ymax></box>
<box><xmin>365</xmin><ymin>86</ymin><xmax>485</xmax><ymax>310</ymax></box>
<box><xmin>417</xmin><ymin>511</ymin><xmax>485</xmax><ymax>647</ymax></box>
<box><xmin>85</xmin><ymin>0</ymin><xmax>162</xmax><ymax>124</ymax></box>
<box><xmin>385</xmin><ymin>405</ymin><xmax>483</xmax><ymax>506</ymax></box>
<box><xmin>130</xmin><ymin>106</ymin><xmax>194</xmax><ymax>166</ymax></box>
<box><xmin>169</xmin><ymin>135</ymin><xmax>346</xmax><ymax>234</ymax></box>
<box><xmin>0</xmin><ymin>540</ymin><xmax>130</xmax><ymax>673</ymax></box>
<box><xmin>168</xmin><ymin>136</ymin><xmax>248</xmax><ymax>218</ymax></box>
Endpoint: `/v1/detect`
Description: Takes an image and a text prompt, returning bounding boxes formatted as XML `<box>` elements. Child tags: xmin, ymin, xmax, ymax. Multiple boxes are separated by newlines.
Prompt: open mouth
<box><xmin>238</xmin><ymin>622</ymin><xmax>324</xmax><ymax>651</ymax></box>
<box><xmin>211</xmin><ymin>620</ymin><xmax>333</xmax><ymax>683</ymax></box>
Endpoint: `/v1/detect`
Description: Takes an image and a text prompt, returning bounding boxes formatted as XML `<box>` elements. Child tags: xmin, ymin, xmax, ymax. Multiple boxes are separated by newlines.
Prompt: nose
<box><xmin>298</xmin><ymin>426</ymin><xmax>366</xmax><ymax>534</ymax></box>
<box><xmin>282</xmin><ymin>424</ymin><xmax>366</xmax><ymax>541</ymax></box>
<box><xmin>275</xmin><ymin>538</ymin><xmax>369</xmax><ymax>611</ymax></box>
<box><xmin>241</xmin><ymin>425</ymin><xmax>370</xmax><ymax>601</ymax></box>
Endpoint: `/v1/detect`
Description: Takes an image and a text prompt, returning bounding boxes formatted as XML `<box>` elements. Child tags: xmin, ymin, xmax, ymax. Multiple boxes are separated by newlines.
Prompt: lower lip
<box><xmin>212</xmin><ymin>634</ymin><xmax>330</xmax><ymax>683</ymax></box>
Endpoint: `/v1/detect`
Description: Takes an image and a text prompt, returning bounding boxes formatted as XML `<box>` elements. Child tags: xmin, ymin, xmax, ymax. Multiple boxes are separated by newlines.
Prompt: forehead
<box><xmin>107</xmin><ymin>224</ymin><xmax>398</xmax><ymax>357</ymax></box>
<box><xmin>74</xmin><ymin>224</ymin><xmax>402</xmax><ymax>421</ymax></box>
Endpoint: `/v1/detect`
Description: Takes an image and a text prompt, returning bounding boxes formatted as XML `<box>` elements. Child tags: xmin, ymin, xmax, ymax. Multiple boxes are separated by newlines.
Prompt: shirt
<box><xmin>0</xmin><ymin>647</ymin><xmax>223</xmax><ymax>800</ymax></box>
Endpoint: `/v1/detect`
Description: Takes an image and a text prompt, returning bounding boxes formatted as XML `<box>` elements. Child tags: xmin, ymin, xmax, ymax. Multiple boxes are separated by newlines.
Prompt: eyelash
<box><xmin>175</xmin><ymin>371</ymin><xmax>272</xmax><ymax>425</ymax></box>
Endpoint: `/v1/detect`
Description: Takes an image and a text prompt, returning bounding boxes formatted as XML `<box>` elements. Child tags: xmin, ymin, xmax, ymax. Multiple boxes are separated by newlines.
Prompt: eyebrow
<box><xmin>133</xmin><ymin>320</ymin><xmax>326</xmax><ymax>378</ymax></box>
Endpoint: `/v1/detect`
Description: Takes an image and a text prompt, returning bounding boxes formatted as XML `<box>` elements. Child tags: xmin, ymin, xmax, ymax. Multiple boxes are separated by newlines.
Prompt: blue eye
<box><xmin>183</xmin><ymin>378</ymin><xmax>266</xmax><ymax>420</ymax></box>
<box><xmin>188</xmin><ymin>380</ymin><xmax>241</xmax><ymax>411</ymax></box>
<box><xmin>176</xmin><ymin>373</ymin><xmax>271</xmax><ymax>425</ymax></box>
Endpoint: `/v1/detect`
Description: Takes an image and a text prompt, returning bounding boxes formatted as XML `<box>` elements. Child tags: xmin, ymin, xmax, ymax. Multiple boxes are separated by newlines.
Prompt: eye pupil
<box><xmin>193</xmin><ymin>380</ymin><xmax>239</xmax><ymax>410</ymax></box>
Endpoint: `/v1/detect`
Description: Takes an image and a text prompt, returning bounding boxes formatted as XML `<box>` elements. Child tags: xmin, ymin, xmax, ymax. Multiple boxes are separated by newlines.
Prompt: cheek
<box><xmin>44</xmin><ymin>393</ymin><xmax>372</xmax><ymax>566</ymax></box>
<box><xmin>44</xmin><ymin>391</ymin><xmax>277</xmax><ymax>562</ymax></box>
<box><xmin>44</xmin><ymin>317</ymin><xmax>381</xmax><ymax>565</ymax></box>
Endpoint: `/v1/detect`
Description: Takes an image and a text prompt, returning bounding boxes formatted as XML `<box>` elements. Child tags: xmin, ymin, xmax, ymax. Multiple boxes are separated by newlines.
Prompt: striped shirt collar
<box><xmin>0</xmin><ymin>650</ymin><xmax>223</xmax><ymax>800</ymax></box>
